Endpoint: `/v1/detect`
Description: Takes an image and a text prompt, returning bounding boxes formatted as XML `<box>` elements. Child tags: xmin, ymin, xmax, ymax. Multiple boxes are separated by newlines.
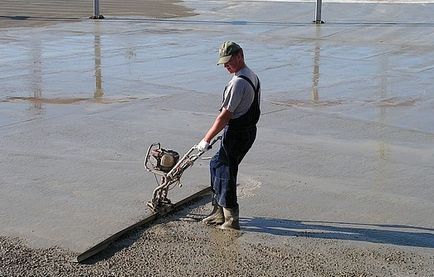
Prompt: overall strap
<box><xmin>237</xmin><ymin>75</ymin><xmax>260</xmax><ymax>94</ymax></box>
<box><xmin>228</xmin><ymin>75</ymin><xmax>261</xmax><ymax>129</ymax></box>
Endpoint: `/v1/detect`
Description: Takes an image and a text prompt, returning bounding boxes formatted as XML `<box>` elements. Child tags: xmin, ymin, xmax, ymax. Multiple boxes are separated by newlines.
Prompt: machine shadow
<box><xmin>240</xmin><ymin>217</ymin><xmax>434</xmax><ymax>249</ymax></box>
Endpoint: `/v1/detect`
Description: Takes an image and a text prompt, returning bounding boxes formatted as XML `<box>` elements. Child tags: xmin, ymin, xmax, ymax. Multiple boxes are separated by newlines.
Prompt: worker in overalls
<box><xmin>197</xmin><ymin>41</ymin><xmax>261</xmax><ymax>230</ymax></box>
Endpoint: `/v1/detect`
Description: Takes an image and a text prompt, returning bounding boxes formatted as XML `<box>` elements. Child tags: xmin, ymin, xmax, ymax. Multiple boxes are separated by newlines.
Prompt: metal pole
<box><xmin>314</xmin><ymin>0</ymin><xmax>324</xmax><ymax>24</ymax></box>
<box><xmin>91</xmin><ymin>0</ymin><xmax>104</xmax><ymax>19</ymax></box>
<box><xmin>94</xmin><ymin>0</ymin><xmax>99</xmax><ymax>17</ymax></box>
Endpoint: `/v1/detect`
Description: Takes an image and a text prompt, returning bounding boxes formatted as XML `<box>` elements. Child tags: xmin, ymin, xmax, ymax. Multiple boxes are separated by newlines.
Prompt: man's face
<box><xmin>224</xmin><ymin>52</ymin><xmax>243</xmax><ymax>74</ymax></box>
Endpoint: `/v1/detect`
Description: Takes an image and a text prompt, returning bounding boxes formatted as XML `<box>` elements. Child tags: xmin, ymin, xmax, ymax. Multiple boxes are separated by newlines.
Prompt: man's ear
<box><xmin>238</xmin><ymin>49</ymin><xmax>244</xmax><ymax>59</ymax></box>
<box><xmin>235</xmin><ymin>51</ymin><xmax>243</xmax><ymax>61</ymax></box>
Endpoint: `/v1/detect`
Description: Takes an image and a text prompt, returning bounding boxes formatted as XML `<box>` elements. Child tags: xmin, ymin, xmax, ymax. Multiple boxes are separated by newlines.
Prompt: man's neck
<box><xmin>234</xmin><ymin>64</ymin><xmax>247</xmax><ymax>75</ymax></box>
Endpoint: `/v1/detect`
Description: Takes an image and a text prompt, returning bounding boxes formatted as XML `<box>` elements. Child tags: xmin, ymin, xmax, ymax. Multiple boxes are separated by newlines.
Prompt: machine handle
<box><xmin>208</xmin><ymin>135</ymin><xmax>222</xmax><ymax>149</ymax></box>
<box><xmin>196</xmin><ymin>135</ymin><xmax>222</xmax><ymax>153</ymax></box>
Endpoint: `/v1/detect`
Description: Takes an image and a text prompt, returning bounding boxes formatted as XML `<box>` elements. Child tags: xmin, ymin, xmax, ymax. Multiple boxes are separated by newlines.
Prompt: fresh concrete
<box><xmin>1</xmin><ymin>0</ymin><xmax>434</xmax><ymax>255</ymax></box>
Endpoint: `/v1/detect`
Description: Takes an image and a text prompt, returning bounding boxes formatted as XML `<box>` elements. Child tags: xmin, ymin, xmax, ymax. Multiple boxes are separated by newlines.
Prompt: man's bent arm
<box><xmin>204</xmin><ymin>108</ymin><xmax>232</xmax><ymax>142</ymax></box>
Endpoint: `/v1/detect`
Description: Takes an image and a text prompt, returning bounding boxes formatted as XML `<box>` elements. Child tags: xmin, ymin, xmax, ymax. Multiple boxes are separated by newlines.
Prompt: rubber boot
<box><xmin>202</xmin><ymin>204</ymin><xmax>224</xmax><ymax>225</ymax></box>
<box><xmin>218</xmin><ymin>207</ymin><xmax>240</xmax><ymax>230</ymax></box>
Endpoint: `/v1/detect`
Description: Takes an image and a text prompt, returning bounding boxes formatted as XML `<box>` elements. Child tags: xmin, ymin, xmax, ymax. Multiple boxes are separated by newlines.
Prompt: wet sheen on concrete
<box><xmin>1</xmin><ymin>0</ymin><xmax>434</xmax><ymax>253</ymax></box>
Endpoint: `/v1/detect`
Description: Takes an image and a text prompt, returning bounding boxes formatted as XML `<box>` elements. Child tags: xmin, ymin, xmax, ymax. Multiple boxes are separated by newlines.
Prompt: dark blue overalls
<box><xmin>210</xmin><ymin>75</ymin><xmax>260</xmax><ymax>209</ymax></box>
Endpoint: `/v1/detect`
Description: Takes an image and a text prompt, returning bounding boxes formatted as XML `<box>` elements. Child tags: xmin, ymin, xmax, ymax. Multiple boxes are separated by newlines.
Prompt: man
<box><xmin>196</xmin><ymin>41</ymin><xmax>261</xmax><ymax>230</ymax></box>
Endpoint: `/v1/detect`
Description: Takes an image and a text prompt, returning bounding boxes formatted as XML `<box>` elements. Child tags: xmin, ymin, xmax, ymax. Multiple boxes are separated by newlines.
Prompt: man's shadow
<box><xmin>241</xmin><ymin>217</ymin><xmax>434</xmax><ymax>248</ymax></box>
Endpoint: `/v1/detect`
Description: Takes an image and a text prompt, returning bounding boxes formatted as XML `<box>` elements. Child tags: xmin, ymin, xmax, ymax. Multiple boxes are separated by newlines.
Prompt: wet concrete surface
<box><xmin>1</xmin><ymin>0</ymin><xmax>434</xmax><ymax>254</ymax></box>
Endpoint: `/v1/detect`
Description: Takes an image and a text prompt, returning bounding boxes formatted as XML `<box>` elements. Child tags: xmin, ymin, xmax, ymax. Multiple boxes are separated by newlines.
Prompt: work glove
<box><xmin>197</xmin><ymin>139</ymin><xmax>210</xmax><ymax>152</ymax></box>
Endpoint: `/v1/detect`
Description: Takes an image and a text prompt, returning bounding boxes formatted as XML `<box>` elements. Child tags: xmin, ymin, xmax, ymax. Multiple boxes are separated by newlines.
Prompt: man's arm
<box><xmin>203</xmin><ymin>107</ymin><xmax>232</xmax><ymax>143</ymax></box>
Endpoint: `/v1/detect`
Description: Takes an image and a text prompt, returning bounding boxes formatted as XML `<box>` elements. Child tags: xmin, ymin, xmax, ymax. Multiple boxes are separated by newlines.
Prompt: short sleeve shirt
<box><xmin>221</xmin><ymin>66</ymin><xmax>260</xmax><ymax>119</ymax></box>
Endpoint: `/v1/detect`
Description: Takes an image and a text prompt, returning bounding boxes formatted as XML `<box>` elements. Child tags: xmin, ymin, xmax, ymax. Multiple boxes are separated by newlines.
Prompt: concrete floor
<box><xmin>1</xmin><ymin>0</ymin><xmax>434</xmax><ymax>253</ymax></box>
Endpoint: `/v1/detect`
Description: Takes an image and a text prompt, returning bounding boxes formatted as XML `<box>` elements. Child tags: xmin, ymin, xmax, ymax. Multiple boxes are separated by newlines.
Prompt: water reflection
<box><xmin>94</xmin><ymin>22</ymin><xmax>103</xmax><ymax>98</ymax></box>
<box><xmin>25</xmin><ymin>22</ymin><xmax>104</xmax><ymax>109</ymax></box>
<box><xmin>375</xmin><ymin>55</ymin><xmax>391</xmax><ymax>196</ymax></box>
<box><xmin>378</xmin><ymin>55</ymin><xmax>389</xmax><ymax>161</ymax></box>
<box><xmin>311</xmin><ymin>25</ymin><xmax>321</xmax><ymax>102</ymax></box>
<box><xmin>30</xmin><ymin>35</ymin><xmax>43</xmax><ymax>112</ymax></box>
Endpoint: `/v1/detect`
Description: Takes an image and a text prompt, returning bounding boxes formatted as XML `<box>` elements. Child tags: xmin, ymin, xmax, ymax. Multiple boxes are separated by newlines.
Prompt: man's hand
<box><xmin>197</xmin><ymin>139</ymin><xmax>210</xmax><ymax>152</ymax></box>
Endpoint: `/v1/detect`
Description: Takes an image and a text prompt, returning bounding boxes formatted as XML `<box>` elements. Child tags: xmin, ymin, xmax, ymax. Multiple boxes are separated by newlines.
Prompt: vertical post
<box><xmin>94</xmin><ymin>0</ymin><xmax>100</xmax><ymax>17</ymax></box>
<box><xmin>314</xmin><ymin>0</ymin><xmax>324</xmax><ymax>24</ymax></box>
<box><xmin>91</xmin><ymin>0</ymin><xmax>104</xmax><ymax>19</ymax></box>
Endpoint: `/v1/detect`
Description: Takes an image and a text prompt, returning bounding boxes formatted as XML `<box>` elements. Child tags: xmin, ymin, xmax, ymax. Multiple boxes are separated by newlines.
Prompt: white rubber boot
<box><xmin>202</xmin><ymin>204</ymin><xmax>224</xmax><ymax>225</ymax></box>
<box><xmin>218</xmin><ymin>207</ymin><xmax>240</xmax><ymax>230</ymax></box>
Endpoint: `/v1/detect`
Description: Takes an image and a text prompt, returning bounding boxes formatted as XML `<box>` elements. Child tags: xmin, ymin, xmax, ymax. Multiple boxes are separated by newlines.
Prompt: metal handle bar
<box><xmin>166</xmin><ymin>136</ymin><xmax>222</xmax><ymax>179</ymax></box>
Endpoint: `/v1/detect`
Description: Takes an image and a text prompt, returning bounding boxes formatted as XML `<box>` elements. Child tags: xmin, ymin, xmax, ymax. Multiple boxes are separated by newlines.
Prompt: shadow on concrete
<box><xmin>0</xmin><ymin>15</ymin><xmax>30</xmax><ymax>20</ymax></box>
<box><xmin>0</xmin><ymin>15</ymin><xmax>80</xmax><ymax>21</ymax></box>
<box><xmin>105</xmin><ymin>17</ymin><xmax>434</xmax><ymax>28</ymax></box>
<box><xmin>2</xmin><ymin>15</ymin><xmax>434</xmax><ymax>28</ymax></box>
<box><xmin>241</xmin><ymin>217</ymin><xmax>434</xmax><ymax>249</ymax></box>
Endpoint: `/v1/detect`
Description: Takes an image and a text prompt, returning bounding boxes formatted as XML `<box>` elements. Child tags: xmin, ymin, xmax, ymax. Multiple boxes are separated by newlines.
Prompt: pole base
<box><xmin>90</xmin><ymin>15</ymin><xmax>105</xmax><ymax>19</ymax></box>
<box><xmin>313</xmin><ymin>20</ymin><xmax>325</xmax><ymax>24</ymax></box>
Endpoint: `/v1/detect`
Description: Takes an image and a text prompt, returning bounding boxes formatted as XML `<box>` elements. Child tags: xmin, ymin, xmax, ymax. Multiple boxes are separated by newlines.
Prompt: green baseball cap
<box><xmin>217</xmin><ymin>41</ymin><xmax>241</xmax><ymax>65</ymax></box>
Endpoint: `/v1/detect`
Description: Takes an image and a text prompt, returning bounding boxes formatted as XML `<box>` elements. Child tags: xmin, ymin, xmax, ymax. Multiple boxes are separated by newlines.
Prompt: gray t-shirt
<box><xmin>221</xmin><ymin>66</ymin><xmax>260</xmax><ymax>119</ymax></box>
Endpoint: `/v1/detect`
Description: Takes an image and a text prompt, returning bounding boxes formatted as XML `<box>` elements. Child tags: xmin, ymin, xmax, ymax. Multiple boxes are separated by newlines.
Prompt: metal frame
<box><xmin>144</xmin><ymin>136</ymin><xmax>222</xmax><ymax>213</ymax></box>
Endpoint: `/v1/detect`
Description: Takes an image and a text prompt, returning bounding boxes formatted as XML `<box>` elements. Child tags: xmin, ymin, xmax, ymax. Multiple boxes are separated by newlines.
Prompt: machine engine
<box><xmin>149</xmin><ymin>148</ymin><xmax>180</xmax><ymax>173</ymax></box>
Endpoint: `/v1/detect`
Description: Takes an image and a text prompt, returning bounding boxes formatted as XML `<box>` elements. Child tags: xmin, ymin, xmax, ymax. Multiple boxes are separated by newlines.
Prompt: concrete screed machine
<box><xmin>74</xmin><ymin>136</ymin><xmax>222</xmax><ymax>263</ymax></box>
<box><xmin>144</xmin><ymin>136</ymin><xmax>221</xmax><ymax>213</ymax></box>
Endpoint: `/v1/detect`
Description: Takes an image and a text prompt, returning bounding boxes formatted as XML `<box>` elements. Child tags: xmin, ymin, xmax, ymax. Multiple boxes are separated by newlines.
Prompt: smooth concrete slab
<box><xmin>1</xmin><ymin>0</ymin><xmax>434</xmax><ymax>253</ymax></box>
